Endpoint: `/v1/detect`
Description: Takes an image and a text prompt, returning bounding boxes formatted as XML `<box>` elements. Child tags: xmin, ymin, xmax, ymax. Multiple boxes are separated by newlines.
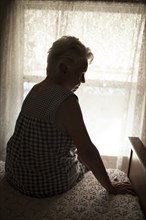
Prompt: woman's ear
<box><xmin>59</xmin><ymin>63</ymin><xmax>68</xmax><ymax>75</ymax></box>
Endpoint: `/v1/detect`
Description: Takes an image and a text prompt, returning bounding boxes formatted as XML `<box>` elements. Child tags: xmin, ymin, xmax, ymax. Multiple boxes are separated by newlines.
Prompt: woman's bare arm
<box><xmin>56</xmin><ymin>95</ymin><xmax>135</xmax><ymax>195</ymax></box>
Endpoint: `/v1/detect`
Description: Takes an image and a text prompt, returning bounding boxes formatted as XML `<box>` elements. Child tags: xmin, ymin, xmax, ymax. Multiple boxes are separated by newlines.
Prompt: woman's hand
<box><xmin>109</xmin><ymin>181</ymin><xmax>136</xmax><ymax>196</ymax></box>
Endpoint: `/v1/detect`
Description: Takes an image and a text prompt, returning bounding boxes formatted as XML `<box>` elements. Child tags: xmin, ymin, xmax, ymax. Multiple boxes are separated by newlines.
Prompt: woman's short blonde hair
<box><xmin>46</xmin><ymin>36</ymin><xmax>93</xmax><ymax>79</ymax></box>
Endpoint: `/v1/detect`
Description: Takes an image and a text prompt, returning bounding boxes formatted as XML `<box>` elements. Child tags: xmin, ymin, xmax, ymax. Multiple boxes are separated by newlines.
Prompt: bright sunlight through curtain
<box><xmin>0</xmin><ymin>0</ymin><xmax>145</xmax><ymax>169</ymax></box>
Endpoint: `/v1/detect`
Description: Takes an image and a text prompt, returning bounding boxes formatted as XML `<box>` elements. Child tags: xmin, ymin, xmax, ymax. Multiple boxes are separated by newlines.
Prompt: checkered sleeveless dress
<box><xmin>5</xmin><ymin>85</ymin><xmax>85</xmax><ymax>197</ymax></box>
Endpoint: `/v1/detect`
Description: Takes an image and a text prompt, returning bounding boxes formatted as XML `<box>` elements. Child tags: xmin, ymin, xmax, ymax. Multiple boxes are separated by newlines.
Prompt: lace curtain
<box><xmin>0</xmin><ymin>0</ymin><xmax>145</xmax><ymax>169</ymax></box>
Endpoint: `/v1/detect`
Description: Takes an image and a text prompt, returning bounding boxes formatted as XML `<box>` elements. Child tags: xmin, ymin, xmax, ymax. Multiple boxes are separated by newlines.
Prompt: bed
<box><xmin>0</xmin><ymin>137</ymin><xmax>145</xmax><ymax>220</ymax></box>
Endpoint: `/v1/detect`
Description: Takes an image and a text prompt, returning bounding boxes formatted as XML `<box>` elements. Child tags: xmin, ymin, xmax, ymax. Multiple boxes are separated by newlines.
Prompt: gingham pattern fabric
<box><xmin>5</xmin><ymin>85</ymin><xmax>85</xmax><ymax>197</ymax></box>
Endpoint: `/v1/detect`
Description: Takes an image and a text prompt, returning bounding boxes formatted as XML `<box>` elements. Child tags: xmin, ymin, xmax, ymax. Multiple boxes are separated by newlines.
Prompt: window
<box><xmin>23</xmin><ymin>1</ymin><xmax>145</xmax><ymax>156</ymax></box>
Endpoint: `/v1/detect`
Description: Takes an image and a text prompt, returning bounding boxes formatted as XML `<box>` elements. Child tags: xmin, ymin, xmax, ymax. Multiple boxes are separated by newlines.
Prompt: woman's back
<box><xmin>5</xmin><ymin>85</ymin><xmax>84</xmax><ymax>197</ymax></box>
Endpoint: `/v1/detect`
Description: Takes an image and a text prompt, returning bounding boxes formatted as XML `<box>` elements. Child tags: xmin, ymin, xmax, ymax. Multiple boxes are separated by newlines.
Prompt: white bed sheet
<box><xmin>0</xmin><ymin>161</ymin><xmax>145</xmax><ymax>220</ymax></box>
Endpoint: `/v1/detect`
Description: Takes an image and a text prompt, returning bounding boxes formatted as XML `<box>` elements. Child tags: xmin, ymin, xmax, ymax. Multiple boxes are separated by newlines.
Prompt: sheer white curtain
<box><xmin>0</xmin><ymin>0</ymin><xmax>145</xmax><ymax>167</ymax></box>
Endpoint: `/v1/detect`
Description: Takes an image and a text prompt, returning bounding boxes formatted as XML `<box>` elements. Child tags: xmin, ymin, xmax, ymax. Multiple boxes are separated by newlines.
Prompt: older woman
<box><xmin>5</xmin><ymin>36</ymin><xmax>134</xmax><ymax>198</ymax></box>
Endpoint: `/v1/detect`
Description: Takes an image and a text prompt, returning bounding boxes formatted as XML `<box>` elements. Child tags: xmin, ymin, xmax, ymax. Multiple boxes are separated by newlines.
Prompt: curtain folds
<box><xmin>0</xmin><ymin>0</ymin><xmax>145</xmax><ymax>168</ymax></box>
<box><xmin>0</xmin><ymin>0</ymin><xmax>24</xmax><ymax>160</ymax></box>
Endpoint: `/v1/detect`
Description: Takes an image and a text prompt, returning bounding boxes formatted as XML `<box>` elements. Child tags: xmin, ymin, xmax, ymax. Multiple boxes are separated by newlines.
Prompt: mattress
<box><xmin>0</xmin><ymin>161</ymin><xmax>145</xmax><ymax>220</ymax></box>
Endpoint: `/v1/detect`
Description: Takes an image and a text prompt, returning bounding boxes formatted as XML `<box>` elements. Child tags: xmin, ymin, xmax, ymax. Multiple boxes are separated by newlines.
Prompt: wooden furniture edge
<box><xmin>128</xmin><ymin>137</ymin><xmax>146</xmax><ymax>168</ymax></box>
